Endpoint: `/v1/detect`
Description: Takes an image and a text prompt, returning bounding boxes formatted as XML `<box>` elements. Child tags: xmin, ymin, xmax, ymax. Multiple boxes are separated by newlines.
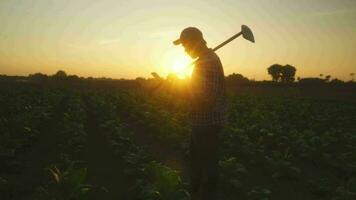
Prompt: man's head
<box><xmin>173</xmin><ymin>27</ymin><xmax>207</xmax><ymax>58</ymax></box>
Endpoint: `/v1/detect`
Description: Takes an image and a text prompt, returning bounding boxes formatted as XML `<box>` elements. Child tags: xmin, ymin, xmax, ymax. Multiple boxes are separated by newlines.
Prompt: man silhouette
<box><xmin>173</xmin><ymin>27</ymin><xmax>226</xmax><ymax>200</ymax></box>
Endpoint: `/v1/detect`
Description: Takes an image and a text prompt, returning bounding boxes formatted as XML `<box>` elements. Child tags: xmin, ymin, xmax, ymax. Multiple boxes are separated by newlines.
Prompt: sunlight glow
<box><xmin>170</xmin><ymin>58</ymin><xmax>193</xmax><ymax>79</ymax></box>
<box><xmin>0</xmin><ymin>1</ymin><xmax>355</xmax><ymax>80</ymax></box>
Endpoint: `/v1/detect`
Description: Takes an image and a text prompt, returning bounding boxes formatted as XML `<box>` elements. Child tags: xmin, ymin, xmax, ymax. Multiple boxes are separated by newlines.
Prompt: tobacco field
<box><xmin>1</xmin><ymin>82</ymin><xmax>356</xmax><ymax>200</ymax></box>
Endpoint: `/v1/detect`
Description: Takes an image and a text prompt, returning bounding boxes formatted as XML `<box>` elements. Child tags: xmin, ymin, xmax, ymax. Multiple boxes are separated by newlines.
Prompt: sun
<box><xmin>170</xmin><ymin>58</ymin><xmax>193</xmax><ymax>79</ymax></box>
<box><xmin>159</xmin><ymin>49</ymin><xmax>194</xmax><ymax>79</ymax></box>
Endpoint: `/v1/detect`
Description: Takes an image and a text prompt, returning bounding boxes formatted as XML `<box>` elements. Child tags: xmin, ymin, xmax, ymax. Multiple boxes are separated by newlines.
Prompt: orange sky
<box><xmin>0</xmin><ymin>0</ymin><xmax>355</xmax><ymax>80</ymax></box>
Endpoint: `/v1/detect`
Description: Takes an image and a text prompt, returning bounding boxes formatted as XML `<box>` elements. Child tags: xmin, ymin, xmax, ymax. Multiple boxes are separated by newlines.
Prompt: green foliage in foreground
<box><xmin>1</xmin><ymin>84</ymin><xmax>356</xmax><ymax>200</ymax></box>
<box><xmin>87</xmin><ymin>93</ymin><xmax>190</xmax><ymax>200</ymax></box>
<box><xmin>36</xmin><ymin>162</ymin><xmax>92</xmax><ymax>200</ymax></box>
<box><xmin>135</xmin><ymin>161</ymin><xmax>190</xmax><ymax>200</ymax></box>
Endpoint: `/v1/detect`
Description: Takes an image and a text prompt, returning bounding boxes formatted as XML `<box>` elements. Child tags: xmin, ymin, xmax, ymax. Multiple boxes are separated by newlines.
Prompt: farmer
<box><xmin>173</xmin><ymin>27</ymin><xmax>226</xmax><ymax>200</ymax></box>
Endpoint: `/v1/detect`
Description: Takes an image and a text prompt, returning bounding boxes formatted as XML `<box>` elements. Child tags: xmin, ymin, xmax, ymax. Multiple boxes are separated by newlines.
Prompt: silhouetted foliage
<box><xmin>280</xmin><ymin>64</ymin><xmax>296</xmax><ymax>83</ymax></box>
<box><xmin>52</xmin><ymin>70</ymin><xmax>67</xmax><ymax>80</ymax></box>
<box><xmin>67</xmin><ymin>75</ymin><xmax>80</xmax><ymax>81</ymax></box>
<box><xmin>268</xmin><ymin>64</ymin><xmax>296</xmax><ymax>83</ymax></box>
<box><xmin>2</xmin><ymin>68</ymin><xmax>355</xmax><ymax>90</ymax></box>
<box><xmin>225</xmin><ymin>73</ymin><xmax>249</xmax><ymax>85</ymax></box>
<box><xmin>135</xmin><ymin>77</ymin><xmax>146</xmax><ymax>81</ymax></box>
<box><xmin>28</xmin><ymin>73</ymin><xmax>48</xmax><ymax>81</ymax></box>
<box><xmin>330</xmin><ymin>78</ymin><xmax>344</xmax><ymax>84</ymax></box>
<box><xmin>268</xmin><ymin>64</ymin><xmax>283</xmax><ymax>82</ymax></box>
<box><xmin>299</xmin><ymin>78</ymin><xmax>325</xmax><ymax>85</ymax></box>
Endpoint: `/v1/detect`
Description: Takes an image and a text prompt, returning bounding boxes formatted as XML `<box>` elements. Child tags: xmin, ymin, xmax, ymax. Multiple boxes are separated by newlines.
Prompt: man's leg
<box><xmin>190</xmin><ymin>126</ymin><xmax>203</xmax><ymax>196</ymax></box>
<box><xmin>200</xmin><ymin>125</ymin><xmax>221</xmax><ymax>200</ymax></box>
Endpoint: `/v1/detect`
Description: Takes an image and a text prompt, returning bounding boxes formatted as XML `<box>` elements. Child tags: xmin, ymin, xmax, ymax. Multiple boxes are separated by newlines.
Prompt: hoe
<box><xmin>213</xmin><ymin>24</ymin><xmax>255</xmax><ymax>51</ymax></box>
<box><xmin>189</xmin><ymin>24</ymin><xmax>255</xmax><ymax>66</ymax></box>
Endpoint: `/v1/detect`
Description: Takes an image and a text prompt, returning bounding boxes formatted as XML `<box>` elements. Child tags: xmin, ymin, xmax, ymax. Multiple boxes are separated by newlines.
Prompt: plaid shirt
<box><xmin>189</xmin><ymin>48</ymin><xmax>226</xmax><ymax>126</ymax></box>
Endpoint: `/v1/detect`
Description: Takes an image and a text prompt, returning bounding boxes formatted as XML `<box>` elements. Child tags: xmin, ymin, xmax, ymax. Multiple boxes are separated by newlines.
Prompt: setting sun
<box><xmin>170</xmin><ymin>57</ymin><xmax>193</xmax><ymax>79</ymax></box>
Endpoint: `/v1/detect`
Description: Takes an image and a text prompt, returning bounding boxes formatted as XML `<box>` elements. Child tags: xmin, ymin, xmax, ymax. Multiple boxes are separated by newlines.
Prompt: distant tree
<box><xmin>28</xmin><ymin>73</ymin><xmax>48</xmax><ymax>81</ymax></box>
<box><xmin>330</xmin><ymin>78</ymin><xmax>344</xmax><ymax>84</ymax></box>
<box><xmin>351</xmin><ymin>73</ymin><xmax>355</xmax><ymax>82</ymax></box>
<box><xmin>0</xmin><ymin>74</ymin><xmax>9</xmax><ymax>81</ymax></box>
<box><xmin>98</xmin><ymin>77</ymin><xmax>112</xmax><ymax>80</ymax></box>
<box><xmin>135</xmin><ymin>77</ymin><xmax>146</xmax><ymax>81</ymax></box>
<box><xmin>225</xmin><ymin>73</ymin><xmax>249</xmax><ymax>84</ymax></box>
<box><xmin>281</xmin><ymin>64</ymin><xmax>296</xmax><ymax>83</ymax></box>
<box><xmin>67</xmin><ymin>75</ymin><xmax>80</xmax><ymax>81</ymax></box>
<box><xmin>52</xmin><ymin>70</ymin><xmax>67</xmax><ymax>80</ymax></box>
<box><xmin>268</xmin><ymin>64</ymin><xmax>283</xmax><ymax>82</ymax></box>
<box><xmin>299</xmin><ymin>78</ymin><xmax>325</xmax><ymax>85</ymax></box>
<box><xmin>325</xmin><ymin>75</ymin><xmax>331</xmax><ymax>82</ymax></box>
<box><xmin>268</xmin><ymin>64</ymin><xmax>296</xmax><ymax>83</ymax></box>
<box><xmin>319</xmin><ymin>74</ymin><xmax>324</xmax><ymax>78</ymax></box>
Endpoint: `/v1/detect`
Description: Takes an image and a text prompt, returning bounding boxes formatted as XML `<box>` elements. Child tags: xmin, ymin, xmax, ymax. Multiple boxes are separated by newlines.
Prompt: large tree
<box><xmin>52</xmin><ymin>70</ymin><xmax>67</xmax><ymax>80</ymax></box>
<box><xmin>225</xmin><ymin>73</ymin><xmax>249</xmax><ymax>84</ymax></box>
<box><xmin>267</xmin><ymin>64</ymin><xmax>283</xmax><ymax>82</ymax></box>
<box><xmin>281</xmin><ymin>64</ymin><xmax>296</xmax><ymax>83</ymax></box>
<box><xmin>268</xmin><ymin>64</ymin><xmax>296</xmax><ymax>83</ymax></box>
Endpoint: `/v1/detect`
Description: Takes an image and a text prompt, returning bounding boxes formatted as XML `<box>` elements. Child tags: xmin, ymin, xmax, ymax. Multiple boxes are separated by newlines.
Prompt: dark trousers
<box><xmin>190</xmin><ymin>125</ymin><xmax>221</xmax><ymax>200</ymax></box>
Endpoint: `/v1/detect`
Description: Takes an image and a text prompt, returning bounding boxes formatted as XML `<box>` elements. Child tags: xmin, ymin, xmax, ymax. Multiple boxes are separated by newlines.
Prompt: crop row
<box><xmin>0</xmin><ymin>87</ymin><xmax>89</xmax><ymax>199</ymax></box>
<box><xmin>84</xmin><ymin>91</ymin><xmax>190</xmax><ymax>199</ymax></box>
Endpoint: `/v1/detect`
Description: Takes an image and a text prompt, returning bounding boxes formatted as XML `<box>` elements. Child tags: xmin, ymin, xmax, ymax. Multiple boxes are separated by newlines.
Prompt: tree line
<box><xmin>0</xmin><ymin>67</ymin><xmax>354</xmax><ymax>85</ymax></box>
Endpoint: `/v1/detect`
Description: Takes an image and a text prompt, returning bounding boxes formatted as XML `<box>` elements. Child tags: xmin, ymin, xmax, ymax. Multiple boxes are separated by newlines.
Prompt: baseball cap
<box><xmin>173</xmin><ymin>27</ymin><xmax>204</xmax><ymax>45</ymax></box>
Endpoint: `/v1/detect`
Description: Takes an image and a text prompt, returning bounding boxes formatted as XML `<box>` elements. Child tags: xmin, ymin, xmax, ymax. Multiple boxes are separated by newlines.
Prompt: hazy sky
<box><xmin>1</xmin><ymin>0</ymin><xmax>356</xmax><ymax>80</ymax></box>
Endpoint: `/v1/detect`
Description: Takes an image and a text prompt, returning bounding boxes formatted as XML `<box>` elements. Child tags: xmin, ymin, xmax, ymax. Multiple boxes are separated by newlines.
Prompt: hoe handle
<box><xmin>212</xmin><ymin>31</ymin><xmax>242</xmax><ymax>52</ymax></box>
<box><xmin>188</xmin><ymin>31</ymin><xmax>243</xmax><ymax>66</ymax></box>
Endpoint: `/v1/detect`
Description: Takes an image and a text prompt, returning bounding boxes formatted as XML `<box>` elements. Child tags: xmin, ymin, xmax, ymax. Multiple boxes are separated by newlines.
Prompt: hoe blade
<box><xmin>242</xmin><ymin>25</ymin><xmax>255</xmax><ymax>43</ymax></box>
